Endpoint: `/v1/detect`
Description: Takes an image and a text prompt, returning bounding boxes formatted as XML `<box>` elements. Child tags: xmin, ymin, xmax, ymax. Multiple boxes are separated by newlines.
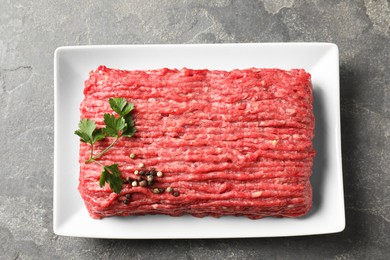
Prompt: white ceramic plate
<box><xmin>54</xmin><ymin>43</ymin><xmax>345</xmax><ymax>238</ymax></box>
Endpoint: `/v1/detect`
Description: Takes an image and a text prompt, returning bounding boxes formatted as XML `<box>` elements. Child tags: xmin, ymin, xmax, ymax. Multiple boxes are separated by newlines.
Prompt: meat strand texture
<box><xmin>78</xmin><ymin>66</ymin><xmax>315</xmax><ymax>219</ymax></box>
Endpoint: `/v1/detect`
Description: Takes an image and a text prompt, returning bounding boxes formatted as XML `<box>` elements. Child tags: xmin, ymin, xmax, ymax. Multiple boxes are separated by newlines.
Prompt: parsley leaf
<box><xmin>99</xmin><ymin>167</ymin><xmax>108</xmax><ymax>187</ymax></box>
<box><xmin>122</xmin><ymin>114</ymin><xmax>136</xmax><ymax>137</ymax></box>
<box><xmin>92</xmin><ymin>128</ymin><xmax>105</xmax><ymax>143</ymax></box>
<box><xmin>109</xmin><ymin>97</ymin><xmax>134</xmax><ymax>117</ymax></box>
<box><xmin>121</xmin><ymin>102</ymin><xmax>134</xmax><ymax>116</ymax></box>
<box><xmin>75</xmin><ymin>118</ymin><xmax>97</xmax><ymax>143</ymax></box>
<box><xmin>103</xmin><ymin>113</ymin><xmax>126</xmax><ymax>137</ymax></box>
<box><xmin>99</xmin><ymin>164</ymin><xmax>123</xmax><ymax>194</ymax></box>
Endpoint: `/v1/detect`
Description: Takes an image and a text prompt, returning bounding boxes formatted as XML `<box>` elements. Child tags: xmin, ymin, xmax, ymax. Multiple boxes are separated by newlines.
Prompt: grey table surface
<box><xmin>1</xmin><ymin>0</ymin><xmax>389</xmax><ymax>259</ymax></box>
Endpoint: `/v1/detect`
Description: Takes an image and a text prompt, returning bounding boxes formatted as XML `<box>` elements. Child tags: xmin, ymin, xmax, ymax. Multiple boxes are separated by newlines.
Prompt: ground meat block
<box><xmin>78</xmin><ymin>66</ymin><xmax>315</xmax><ymax>219</ymax></box>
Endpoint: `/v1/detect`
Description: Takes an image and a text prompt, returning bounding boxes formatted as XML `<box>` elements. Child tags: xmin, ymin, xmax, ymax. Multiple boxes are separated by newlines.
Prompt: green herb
<box><xmin>75</xmin><ymin>97</ymin><xmax>136</xmax><ymax>194</ymax></box>
<box><xmin>122</xmin><ymin>114</ymin><xmax>136</xmax><ymax>137</ymax></box>
<box><xmin>99</xmin><ymin>164</ymin><xmax>123</xmax><ymax>194</ymax></box>
<box><xmin>103</xmin><ymin>114</ymin><xmax>126</xmax><ymax>137</ymax></box>
<box><xmin>109</xmin><ymin>98</ymin><xmax>134</xmax><ymax>117</ymax></box>
<box><xmin>74</xmin><ymin>119</ymin><xmax>105</xmax><ymax>158</ymax></box>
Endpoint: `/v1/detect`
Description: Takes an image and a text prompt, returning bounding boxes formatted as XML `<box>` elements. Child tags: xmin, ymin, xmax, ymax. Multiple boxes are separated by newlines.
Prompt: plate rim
<box><xmin>53</xmin><ymin>42</ymin><xmax>345</xmax><ymax>238</ymax></box>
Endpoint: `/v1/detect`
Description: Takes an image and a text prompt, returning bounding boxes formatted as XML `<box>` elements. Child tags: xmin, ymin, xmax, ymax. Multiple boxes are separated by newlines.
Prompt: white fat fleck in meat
<box><xmin>252</xmin><ymin>191</ymin><xmax>263</xmax><ymax>198</ymax></box>
<box><xmin>293</xmin><ymin>134</ymin><xmax>300</xmax><ymax>140</ymax></box>
<box><xmin>286</xmin><ymin>108</ymin><xmax>296</xmax><ymax>115</ymax></box>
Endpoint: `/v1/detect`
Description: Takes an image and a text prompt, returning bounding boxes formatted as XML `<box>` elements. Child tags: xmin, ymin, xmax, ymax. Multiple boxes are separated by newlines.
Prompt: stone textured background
<box><xmin>0</xmin><ymin>0</ymin><xmax>389</xmax><ymax>259</ymax></box>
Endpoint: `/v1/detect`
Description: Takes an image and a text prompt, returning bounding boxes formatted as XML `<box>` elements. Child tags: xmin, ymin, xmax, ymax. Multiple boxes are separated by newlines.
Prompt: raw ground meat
<box><xmin>78</xmin><ymin>66</ymin><xmax>315</xmax><ymax>219</ymax></box>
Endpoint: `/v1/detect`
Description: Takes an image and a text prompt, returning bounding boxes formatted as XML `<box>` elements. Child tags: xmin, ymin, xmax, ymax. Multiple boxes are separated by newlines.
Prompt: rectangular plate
<box><xmin>54</xmin><ymin>43</ymin><xmax>345</xmax><ymax>238</ymax></box>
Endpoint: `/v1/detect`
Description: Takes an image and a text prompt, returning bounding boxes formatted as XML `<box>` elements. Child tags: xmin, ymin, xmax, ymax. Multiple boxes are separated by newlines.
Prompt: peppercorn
<box><xmin>147</xmin><ymin>180</ymin><xmax>155</xmax><ymax>186</ymax></box>
<box><xmin>157</xmin><ymin>171</ymin><xmax>163</xmax><ymax>177</ymax></box>
<box><xmin>153</xmin><ymin>188</ymin><xmax>161</xmax><ymax>194</ymax></box>
<box><xmin>159</xmin><ymin>188</ymin><xmax>165</xmax><ymax>193</ymax></box>
<box><xmin>131</xmin><ymin>181</ymin><xmax>138</xmax><ymax>187</ymax></box>
<box><xmin>125</xmin><ymin>194</ymin><xmax>131</xmax><ymax>199</ymax></box>
<box><xmin>172</xmin><ymin>191</ymin><xmax>179</xmax><ymax>197</ymax></box>
<box><xmin>146</xmin><ymin>175</ymin><xmax>154</xmax><ymax>182</ymax></box>
<box><xmin>130</xmin><ymin>153</ymin><xmax>136</xmax><ymax>159</ymax></box>
<box><xmin>124</xmin><ymin>199</ymin><xmax>129</xmax><ymax>204</ymax></box>
<box><xmin>139</xmin><ymin>162</ymin><xmax>145</xmax><ymax>168</ymax></box>
<box><xmin>139</xmin><ymin>180</ymin><xmax>147</xmax><ymax>187</ymax></box>
<box><xmin>134</xmin><ymin>170</ymin><xmax>139</xmax><ymax>175</ymax></box>
<box><xmin>166</xmin><ymin>187</ymin><xmax>173</xmax><ymax>193</ymax></box>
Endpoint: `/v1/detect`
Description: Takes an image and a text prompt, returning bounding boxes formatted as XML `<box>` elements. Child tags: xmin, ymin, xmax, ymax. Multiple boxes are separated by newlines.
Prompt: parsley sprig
<box><xmin>75</xmin><ymin>98</ymin><xmax>136</xmax><ymax>194</ymax></box>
